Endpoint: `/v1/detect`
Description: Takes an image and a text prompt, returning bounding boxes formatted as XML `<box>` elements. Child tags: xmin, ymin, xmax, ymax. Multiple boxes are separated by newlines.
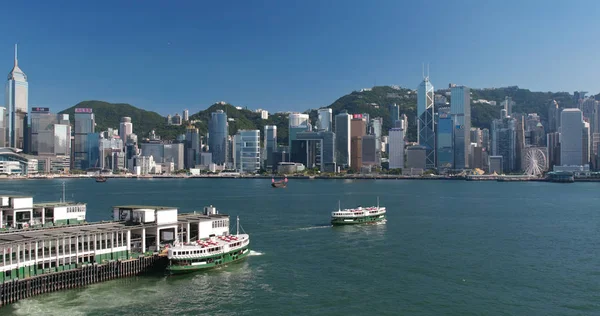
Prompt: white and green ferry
<box><xmin>166</xmin><ymin>215</ymin><xmax>250</xmax><ymax>274</ymax></box>
<box><xmin>331</xmin><ymin>198</ymin><xmax>386</xmax><ymax>225</ymax></box>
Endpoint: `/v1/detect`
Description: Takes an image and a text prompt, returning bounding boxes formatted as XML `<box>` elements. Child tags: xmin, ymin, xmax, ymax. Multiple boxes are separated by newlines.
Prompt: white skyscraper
<box><xmin>5</xmin><ymin>44</ymin><xmax>28</xmax><ymax>149</ymax></box>
<box><xmin>317</xmin><ymin>108</ymin><xmax>332</xmax><ymax>132</ymax></box>
<box><xmin>560</xmin><ymin>109</ymin><xmax>584</xmax><ymax>166</ymax></box>
<box><xmin>389</xmin><ymin>127</ymin><xmax>405</xmax><ymax>169</ymax></box>
<box><xmin>183</xmin><ymin>109</ymin><xmax>189</xmax><ymax>122</ymax></box>
<box><xmin>288</xmin><ymin>113</ymin><xmax>309</xmax><ymax>128</ymax></box>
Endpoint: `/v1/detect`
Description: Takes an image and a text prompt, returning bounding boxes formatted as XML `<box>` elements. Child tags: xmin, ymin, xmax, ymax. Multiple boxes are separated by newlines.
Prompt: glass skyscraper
<box><xmin>450</xmin><ymin>86</ymin><xmax>471</xmax><ymax>169</ymax></box>
<box><xmin>436</xmin><ymin>111</ymin><xmax>453</xmax><ymax>169</ymax></box>
<box><xmin>208</xmin><ymin>110</ymin><xmax>228</xmax><ymax>165</ymax></box>
<box><xmin>417</xmin><ymin>76</ymin><xmax>435</xmax><ymax>168</ymax></box>
<box><xmin>264</xmin><ymin>125</ymin><xmax>277</xmax><ymax>169</ymax></box>
<box><xmin>334</xmin><ymin>111</ymin><xmax>351</xmax><ymax>168</ymax></box>
<box><xmin>74</xmin><ymin>108</ymin><xmax>95</xmax><ymax>170</ymax></box>
<box><xmin>234</xmin><ymin>129</ymin><xmax>260</xmax><ymax>173</ymax></box>
<box><xmin>5</xmin><ymin>44</ymin><xmax>28</xmax><ymax>149</ymax></box>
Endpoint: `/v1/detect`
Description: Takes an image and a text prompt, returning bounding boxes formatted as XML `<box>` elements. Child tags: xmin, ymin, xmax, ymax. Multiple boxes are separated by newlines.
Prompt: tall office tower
<box><xmin>547</xmin><ymin>100</ymin><xmax>560</xmax><ymax>133</ymax></box>
<box><xmin>388</xmin><ymin>126</ymin><xmax>405</xmax><ymax>169</ymax></box>
<box><xmin>481</xmin><ymin>128</ymin><xmax>490</xmax><ymax>152</ymax></box>
<box><xmin>5</xmin><ymin>44</ymin><xmax>28</xmax><ymax>149</ymax></box>
<box><xmin>547</xmin><ymin>132</ymin><xmax>560</xmax><ymax>170</ymax></box>
<box><xmin>417</xmin><ymin>75</ymin><xmax>435</xmax><ymax>168</ymax></box>
<box><xmin>583</xmin><ymin>121</ymin><xmax>590</xmax><ymax>166</ymax></box>
<box><xmin>288</xmin><ymin>113</ymin><xmax>309</xmax><ymax>128</ymax></box>
<box><xmin>470</xmin><ymin>128</ymin><xmax>482</xmax><ymax>147</ymax></box>
<box><xmin>288</xmin><ymin>112</ymin><xmax>310</xmax><ymax>151</ymax></box>
<box><xmin>370</xmin><ymin>117</ymin><xmax>383</xmax><ymax>152</ymax></box>
<box><xmin>234</xmin><ymin>129</ymin><xmax>260</xmax><ymax>173</ymax></box>
<box><xmin>184</xmin><ymin>126</ymin><xmax>201</xmax><ymax>169</ymax></box>
<box><xmin>491</xmin><ymin>117</ymin><xmax>517</xmax><ymax>172</ymax></box>
<box><xmin>293</xmin><ymin>131</ymin><xmax>336</xmax><ymax>172</ymax></box>
<box><xmin>559</xmin><ymin>109</ymin><xmax>584</xmax><ymax>167</ymax></box>
<box><xmin>334</xmin><ymin>111</ymin><xmax>351</xmax><ymax>168</ymax></box>
<box><xmin>524</xmin><ymin>114</ymin><xmax>545</xmax><ymax>147</ymax></box>
<box><xmin>350</xmin><ymin>114</ymin><xmax>366</xmax><ymax>171</ymax></box>
<box><xmin>389</xmin><ymin>103</ymin><xmax>400</xmax><ymax>125</ymax></box>
<box><xmin>0</xmin><ymin>107</ymin><xmax>5</xmax><ymax>147</ymax></box>
<box><xmin>74</xmin><ymin>108</ymin><xmax>95</xmax><ymax>170</ymax></box>
<box><xmin>264</xmin><ymin>125</ymin><xmax>277</xmax><ymax>169</ymax></box>
<box><xmin>317</xmin><ymin>108</ymin><xmax>332</xmax><ymax>132</ymax></box>
<box><xmin>450</xmin><ymin>86</ymin><xmax>471</xmax><ymax>169</ymax></box>
<box><xmin>183</xmin><ymin>109</ymin><xmax>189</xmax><ymax>122</ymax></box>
<box><xmin>119</xmin><ymin>117</ymin><xmax>133</xmax><ymax>149</ymax></box>
<box><xmin>436</xmin><ymin>109</ymin><xmax>453</xmax><ymax>169</ymax></box>
<box><xmin>501</xmin><ymin>96</ymin><xmax>515</xmax><ymax>116</ymax></box>
<box><xmin>208</xmin><ymin>110</ymin><xmax>228</xmax><ymax>165</ymax></box>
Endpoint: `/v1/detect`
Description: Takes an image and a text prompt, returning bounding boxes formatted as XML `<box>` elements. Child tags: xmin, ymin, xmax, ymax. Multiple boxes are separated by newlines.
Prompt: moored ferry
<box><xmin>167</xmin><ymin>206</ymin><xmax>250</xmax><ymax>274</ymax></box>
<box><xmin>331</xmin><ymin>198</ymin><xmax>386</xmax><ymax>225</ymax></box>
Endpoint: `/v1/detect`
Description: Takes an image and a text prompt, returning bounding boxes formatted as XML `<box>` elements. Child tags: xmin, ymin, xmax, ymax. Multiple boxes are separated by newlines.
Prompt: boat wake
<box><xmin>297</xmin><ymin>225</ymin><xmax>332</xmax><ymax>231</ymax></box>
<box><xmin>249</xmin><ymin>250</ymin><xmax>264</xmax><ymax>256</ymax></box>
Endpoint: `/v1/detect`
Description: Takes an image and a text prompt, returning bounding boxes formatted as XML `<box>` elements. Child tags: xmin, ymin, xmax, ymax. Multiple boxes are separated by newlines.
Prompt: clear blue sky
<box><xmin>1</xmin><ymin>0</ymin><xmax>598</xmax><ymax>115</ymax></box>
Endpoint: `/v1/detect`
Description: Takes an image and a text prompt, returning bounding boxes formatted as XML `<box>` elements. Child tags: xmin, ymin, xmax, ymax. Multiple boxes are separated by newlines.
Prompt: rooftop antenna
<box><xmin>14</xmin><ymin>43</ymin><xmax>18</xmax><ymax>66</ymax></box>
<box><xmin>422</xmin><ymin>63</ymin><xmax>425</xmax><ymax>79</ymax></box>
<box><xmin>427</xmin><ymin>63</ymin><xmax>430</xmax><ymax>78</ymax></box>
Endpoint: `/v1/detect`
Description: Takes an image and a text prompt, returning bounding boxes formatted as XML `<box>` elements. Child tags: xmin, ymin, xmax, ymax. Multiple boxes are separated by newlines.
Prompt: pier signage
<box><xmin>31</xmin><ymin>107</ymin><xmax>50</xmax><ymax>113</ymax></box>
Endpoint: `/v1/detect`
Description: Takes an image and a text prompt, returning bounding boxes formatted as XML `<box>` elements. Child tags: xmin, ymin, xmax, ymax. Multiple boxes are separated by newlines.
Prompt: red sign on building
<box><xmin>352</xmin><ymin>114</ymin><xmax>363</xmax><ymax>119</ymax></box>
<box><xmin>75</xmin><ymin>108</ymin><xmax>93</xmax><ymax>113</ymax></box>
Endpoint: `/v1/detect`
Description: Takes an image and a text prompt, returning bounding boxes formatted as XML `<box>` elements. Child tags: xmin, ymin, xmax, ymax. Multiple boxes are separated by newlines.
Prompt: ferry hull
<box><xmin>331</xmin><ymin>214</ymin><xmax>386</xmax><ymax>225</ymax></box>
<box><xmin>167</xmin><ymin>246</ymin><xmax>250</xmax><ymax>274</ymax></box>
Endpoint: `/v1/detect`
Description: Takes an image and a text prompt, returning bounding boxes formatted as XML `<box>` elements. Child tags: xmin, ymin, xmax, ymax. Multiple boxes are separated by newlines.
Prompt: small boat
<box><xmin>95</xmin><ymin>176</ymin><xmax>107</xmax><ymax>183</ymax></box>
<box><xmin>331</xmin><ymin>197</ymin><xmax>386</xmax><ymax>225</ymax></box>
<box><xmin>271</xmin><ymin>177</ymin><xmax>288</xmax><ymax>188</ymax></box>
<box><xmin>166</xmin><ymin>215</ymin><xmax>250</xmax><ymax>274</ymax></box>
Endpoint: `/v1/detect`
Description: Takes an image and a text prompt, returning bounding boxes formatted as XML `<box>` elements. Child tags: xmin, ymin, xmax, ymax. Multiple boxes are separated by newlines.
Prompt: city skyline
<box><xmin>1</xmin><ymin>1</ymin><xmax>600</xmax><ymax>115</ymax></box>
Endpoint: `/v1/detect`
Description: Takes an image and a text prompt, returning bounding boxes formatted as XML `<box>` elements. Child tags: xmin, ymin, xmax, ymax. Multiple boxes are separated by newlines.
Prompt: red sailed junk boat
<box><xmin>271</xmin><ymin>177</ymin><xmax>288</xmax><ymax>188</ymax></box>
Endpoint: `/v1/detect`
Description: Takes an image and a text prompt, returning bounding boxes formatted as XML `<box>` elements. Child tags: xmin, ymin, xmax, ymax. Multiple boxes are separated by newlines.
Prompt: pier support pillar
<box><xmin>141</xmin><ymin>228</ymin><xmax>146</xmax><ymax>253</ymax></box>
<box><xmin>126</xmin><ymin>230</ymin><xmax>131</xmax><ymax>253</ymax></box>
<box><xmin>186</xmin><ymin>223</ymin><xmax>191</xmax><ymax>243</ymax></box>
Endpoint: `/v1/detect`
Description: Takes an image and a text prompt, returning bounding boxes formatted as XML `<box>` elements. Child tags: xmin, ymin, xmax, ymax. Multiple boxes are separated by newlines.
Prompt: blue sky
<box><xmin>1</xmin><ymin>0</ymin><xmax>598</xmax><ymax>115</ymax></box>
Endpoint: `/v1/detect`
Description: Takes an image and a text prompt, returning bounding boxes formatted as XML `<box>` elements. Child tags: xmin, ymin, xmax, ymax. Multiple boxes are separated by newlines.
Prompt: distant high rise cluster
<box><xmin>1</xmin><ymin>44</ymin><xmax>597</xmax><ymax>177</ymax></box>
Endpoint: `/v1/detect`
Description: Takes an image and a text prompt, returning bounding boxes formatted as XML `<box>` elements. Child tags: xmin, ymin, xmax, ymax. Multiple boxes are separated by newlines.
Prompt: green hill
<box><xmin>59</xmin><ymin>101</ymin><xmax>185</xmax><ymax>140</ymax></box>
<box><xmin>60</xmin><ymin>86</ymin><xmax>582</xmax><ymax>145</ymax></box>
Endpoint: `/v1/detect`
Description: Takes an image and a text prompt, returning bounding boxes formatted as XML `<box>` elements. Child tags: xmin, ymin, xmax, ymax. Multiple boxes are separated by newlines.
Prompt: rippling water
<box><xmin>1</xmin><ymin>178</ymin><xmax>600</xmax><ymax>315</ymax></box>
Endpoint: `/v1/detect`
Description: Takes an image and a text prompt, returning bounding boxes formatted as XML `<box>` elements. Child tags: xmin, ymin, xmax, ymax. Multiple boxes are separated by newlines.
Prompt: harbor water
<box><xmin>1</xmin><ymin>178</ymin><xmax>599</xmax><ymax>315</ymax></box>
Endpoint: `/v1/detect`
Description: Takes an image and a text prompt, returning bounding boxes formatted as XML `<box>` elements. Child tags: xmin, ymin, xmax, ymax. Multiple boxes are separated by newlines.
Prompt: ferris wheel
<box><xmin>523</xmin><ymin>147</ymin><xmax>547</xmax><ymax>176</ymax></box>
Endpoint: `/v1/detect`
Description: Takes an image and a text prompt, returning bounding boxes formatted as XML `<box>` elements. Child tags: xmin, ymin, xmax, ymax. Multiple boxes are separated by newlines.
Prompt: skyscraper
<box><xmin>389</xmin><ymin>103</ymin><xmax>400</xmax><ymax>125</ymax></box>
<box><xmin>74</xmin><ymin>108</ymin><xmax>95</xmax><ymax>170</ymax></box>
<box><xmin>547</xmin><ymin>100</ymin><xmax>560</xmax><ymax>133</ymax></box>
<box><xmin>560</xmin><ymin>109</ymin><xmax>584</xmax><ymax>167</ymax></box>
<box><xmin>208</xmin><ymin>110</ymin><xmax>228</xmax><ymax>165</ymax></box>
<box><xmin>350</xmin><ymin>114</ymin><xmax>367</xmax><ymax>171</ymax></box>
<box><xmin>234</xmin><ymin>129</ymin><xmax>260</xmax><ymax>173</ymax></box>
<box><xmin>288</xmin><ymin>113</ymin><xmax>310</xmax><ymax>151</ymax></box>
<box><xmin>0</xmin><ymin>107</ymin><xmax>6</xmax><ymax>147</ymax></box>
<box><xmin>492</xmin><ymin>117</ymin><xmax>517</xmax><ymax>172</ymax></box>
<box><xmin>334</xmin><ymin>111</ymin><xmax>351</xmax><ymax>168</ymax></box>
<box><xmin>183</xmin><ymin>109</ymin><xmax>189</xmax><ymax>122</ymax></box>
<box><xmin>451</xmin><ymin>86</ymin><xmax>471</xmax><ymax>169</ymax></box>
<box><xmin>5</xmin><ymin>44</ymin><xmax>28</xmax><ymax>149</ymax></box>
<box><xmin>417</xmin><ymin>75</ymin><xmax>435</xmax><ymax>168</ymax></box>
<box><xmin>184</xmin><ymin>126</ymin><xmax>201</xmax><ymax>169</ymax></box>
<box><xmin>317</xmin><ymin>108</ymin><xmax>332</xmax><ymax>132</ymax></box>
<box><xmin>436</xmin><ymin>109</ymin><xmax>453</xmax><ymax>169</ymax></box>
<box><xmin>119</xmin><ymin>117</ymin><xmax>133</xmax><ymax>149</ymax></box>
<box><xmin>264</xmin><ymin>125</ymin><xmax>277</xmax><ymax>169</ymax></box>
<box><xmin>388</xmin><ymin>126</ymin><xmax>404</xmax><ymax>169</ymax></box>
